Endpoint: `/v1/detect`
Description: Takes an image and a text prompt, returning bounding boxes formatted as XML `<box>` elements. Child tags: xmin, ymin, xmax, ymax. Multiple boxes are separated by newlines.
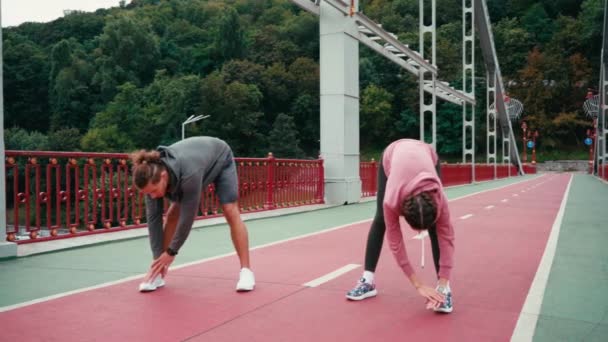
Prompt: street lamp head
<box><xmin>181</xmin><ymin>114</ymin><xmax>210</xmax><ymax>140</ymax></box>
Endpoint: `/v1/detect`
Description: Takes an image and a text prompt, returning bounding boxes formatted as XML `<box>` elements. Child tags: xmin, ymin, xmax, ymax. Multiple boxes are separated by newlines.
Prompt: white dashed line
<box><xmin>303</xmin><ymin>264</ymin><xmax>361</xmax><ymax>287</ymax></box>
<box><xmin>460</xmin><ymin>214</ymin><xmax>473</xmax><ymax>220</ymax></box>
<box><xmin>484</xmin><ymin>205</ymin><xmax>495</xmax><ymax>210</ymax></box>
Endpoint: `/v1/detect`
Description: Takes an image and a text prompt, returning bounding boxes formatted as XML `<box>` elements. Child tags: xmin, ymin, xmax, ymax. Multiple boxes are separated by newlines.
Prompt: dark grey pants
<box><xmin>363</xmin><ymin>157</ymin><xmax>442</xmax><ymax>276</ymax></box>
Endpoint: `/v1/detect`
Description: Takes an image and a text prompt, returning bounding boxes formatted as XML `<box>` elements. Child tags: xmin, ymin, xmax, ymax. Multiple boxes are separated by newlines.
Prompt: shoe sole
<box><xmin>236</xmin><ymin>285</ymin><xmax>255</xmax><ymax>292</ymax></box>
<box><xmin>433</xmin><ymin>307</ymin><xmax>453</xmax><ymax>313</ymax></box>
<box><xmin>139</xmin><ymin>285</ymin><xmax>157</xmax><ymax>292</ymax></box>
<box><xmin>346</xmin><ymin>289</ymin><xmax>378</xmax><ymax>301</ymax></box>
<box><xmin>138</xmin><ymin>280</ymin><xmax>165</xmax><ymax>292</ymax></box>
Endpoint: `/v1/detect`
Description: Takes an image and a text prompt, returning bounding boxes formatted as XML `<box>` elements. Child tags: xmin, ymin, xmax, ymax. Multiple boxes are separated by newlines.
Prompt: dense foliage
<box><xmin>3</xmin><ymin>0</ymin><xmax>602</xmax><ymax>159</ymax></box>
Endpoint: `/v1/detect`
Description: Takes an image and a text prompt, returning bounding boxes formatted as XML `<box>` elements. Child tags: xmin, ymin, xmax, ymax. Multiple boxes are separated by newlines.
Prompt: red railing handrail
<box><xmin>5</xmin><ymin>150</ymin><xmax>536</xmax><ymax>244</ymax></box>
<box><xmin>5</xmin><ymin>150</ymin><xmax>324</xmax><ymax>243</ymax></box>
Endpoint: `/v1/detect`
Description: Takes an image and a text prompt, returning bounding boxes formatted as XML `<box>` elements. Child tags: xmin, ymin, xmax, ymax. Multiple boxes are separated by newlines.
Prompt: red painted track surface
<box><xmin>1</xmin><ymin>174</ymin><xmax>570</xmax><ymax>342</ymax></box>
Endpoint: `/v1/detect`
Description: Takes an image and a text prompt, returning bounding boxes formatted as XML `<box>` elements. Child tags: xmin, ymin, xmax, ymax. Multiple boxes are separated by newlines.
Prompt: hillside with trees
<box><xmin>3</xmin><ymin>0</ymin><xmax>603</xmax><ymax>160</ymax></box>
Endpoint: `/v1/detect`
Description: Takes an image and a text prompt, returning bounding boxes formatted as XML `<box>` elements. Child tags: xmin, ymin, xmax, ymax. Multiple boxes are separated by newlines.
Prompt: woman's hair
<box><xmin>401</xmin><ymin>191</ymin><xmax>438</xmax><ymax>230</ymax></box>
<box><xmin>129</xmin><ymin>150</ymin><xmax>164</xmax><ymax>189</ymax></box>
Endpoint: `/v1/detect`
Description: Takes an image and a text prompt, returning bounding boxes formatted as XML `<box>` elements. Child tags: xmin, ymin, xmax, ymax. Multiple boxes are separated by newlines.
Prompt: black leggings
<box><xmin>364</xmin><ymin>158</ymin><xmax>442</xmax><ymax>275</ymax></box>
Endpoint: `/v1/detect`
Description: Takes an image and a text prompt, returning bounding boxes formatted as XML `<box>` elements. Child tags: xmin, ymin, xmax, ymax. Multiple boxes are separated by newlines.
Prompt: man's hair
<box><xmin>401</xmin><ymin>191</ymin><xmax>438</xmax><ymax>230</ymax></box>
<box><xmin>129</xmin><ymin>150</ymin><xmax>164</xmax><ymax>189</ymax></box>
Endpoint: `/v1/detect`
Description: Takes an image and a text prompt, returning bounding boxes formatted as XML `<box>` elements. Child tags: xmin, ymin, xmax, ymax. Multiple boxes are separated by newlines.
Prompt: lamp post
<box><xmin>583</xmin><ymin>91</ymin><xmax>598</xmax><ymax>173</ymax></box>
<box><xmin>529</xmin><ymin>130</ymin><xmax>539</xmax><ymax>164</ymax></box>
<box><xmin>181</xmin><ymin>115</ymin><xmax>210</xmax><ymax>140</ymax></box>
<box><xmin>521</xmin><ymin>121</ymin><xmax>528</xmax><ymax>162</ymax></box>
<box><xmin>586</xmin><ymin>127</ymin><xmax>596</xmax><ymax>173</ymax></box>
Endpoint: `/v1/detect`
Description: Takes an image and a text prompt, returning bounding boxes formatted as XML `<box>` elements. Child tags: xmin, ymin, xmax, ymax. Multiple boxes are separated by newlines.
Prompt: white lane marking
<box><xmin>513</xmin><ymin>194</ymin><xmax>519</xmax><ymax>197</ymax></box>
<box><xmin>411</xmin><ymin>231</ymin><xmax>429</xmax><ymax>268</ymax></box>
<box><xmin>501</xmin><ymin>199</ymin><xmax>509</xmax><ymax>203</ymax></box>
<box><xmin>303</xmin><ymin>264</ymin><xmax>361</xmax><ymax>287</ymax></box>
<box><xmin>511</xmin><ymin>174</ymin><xmax>573</xmax><ymax>341</ymax></box>
<box><xmin>484</xmin><ymin>205</ymin><xmax>495</xmax><ymax>210</ymax></box>
<box><xmin>521</xmin><ymin>190</ymin><xmax>526</xmax><ymax>193</ymax></box>
<box><xmin>460</xmin><ymin>214</ymin><xmax>473</xmax><ymax>220</ymax></box>
<box><xmin>412</xmin><ymin>230</ymin><xmax>429</xmax><ymax>240</ymax></box>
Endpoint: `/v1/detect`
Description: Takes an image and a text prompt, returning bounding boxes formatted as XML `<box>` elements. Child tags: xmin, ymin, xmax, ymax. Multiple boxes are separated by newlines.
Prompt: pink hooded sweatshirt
<box><xmin>383</xmin><ymin>139</ymin><xmax>455</xmax><ymax>280</ymax></box>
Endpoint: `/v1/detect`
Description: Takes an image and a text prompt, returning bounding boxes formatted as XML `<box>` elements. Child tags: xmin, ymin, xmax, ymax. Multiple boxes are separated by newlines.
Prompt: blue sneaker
<box><xmin>434</xmin><ymin>286</ymin><xmax>453</xmax><ymax>313</ymax></box>
<box><xmin>346</xmin><ymin>279</ymin><xmax>377</xmax><ymax>301</ymax></box>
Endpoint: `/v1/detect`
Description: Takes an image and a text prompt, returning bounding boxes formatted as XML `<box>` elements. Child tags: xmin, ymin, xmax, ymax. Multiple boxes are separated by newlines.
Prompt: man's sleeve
<box><xmin>168</xmin><ymin>175</ymin><xmax>202</xmax><ymax>253</ymax></box>
<box><xmin>145</xmin><ymin>195</ymin><xmax>165</xmax><ymax>259</ymax></box>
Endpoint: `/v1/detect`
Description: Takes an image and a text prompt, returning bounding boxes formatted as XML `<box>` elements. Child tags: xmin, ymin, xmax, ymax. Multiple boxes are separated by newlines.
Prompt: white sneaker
<box><xmin>138</xmin><ymin>275</ymin><xmax>165</xmax><ymax>292</ymax></box>
<box><xmin>236</xmin><ymin>268</ymin><xmax>255</xmax><ymax>291</ymax></box>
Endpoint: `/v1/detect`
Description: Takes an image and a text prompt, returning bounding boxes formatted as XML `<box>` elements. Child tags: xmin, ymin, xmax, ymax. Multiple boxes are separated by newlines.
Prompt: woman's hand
<box><xmin>416</xmin><ymin>285</ymin><xmax>445</xmax><ymax>309</ymax></box>
<box><xmin>145</xmin><ymin>252</ymin><xmax>175</xmax><ymax>282</ymax></box>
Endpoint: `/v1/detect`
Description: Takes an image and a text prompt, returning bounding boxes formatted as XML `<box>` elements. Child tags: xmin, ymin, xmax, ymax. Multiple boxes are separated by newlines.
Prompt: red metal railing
<box><xmin>360</xmin><ymin>160</ymin><xmax>378</xmax><ymax>197</ymax></box>
<box><xmin>4</xmin><ymin>149</ymin><xmax>537</xmax><ymax>243</ymax></box>
<box><xmin>4</xmin><ymin>151</ymin><xmax>323</xmax><ymax>243</ymax></box>
<box><xmin>441</xmin><ymin>163</ymin><xmax>524</xmax><ymax>187</ymax></box>
<box><xmin>361</xmin><ymin>161</ymin><xmax>534</xmax><ymax>189</ymax></box>
<box><xmin>522</xmin><ymin>164</ymin><xmax>537</xmax><ymax>175</ymax></box>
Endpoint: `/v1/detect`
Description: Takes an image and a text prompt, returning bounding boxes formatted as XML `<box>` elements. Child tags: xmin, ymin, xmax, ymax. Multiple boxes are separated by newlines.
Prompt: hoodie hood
<box><xmin>384</xmin><ymin>171</ymin><xmax>442</xmax><ymax>214</ymax></box>
<box><xmin>158</xmin><ymin>145</ymin><xmax>182</xmax><ymax>201</ymax></box>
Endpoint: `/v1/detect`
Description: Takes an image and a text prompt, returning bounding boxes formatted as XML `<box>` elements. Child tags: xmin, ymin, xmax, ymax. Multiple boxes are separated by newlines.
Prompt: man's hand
<box><xmin>145</xmin><ymin>252</ymin><xmax>175</xmax><ymax>282</ymax></box>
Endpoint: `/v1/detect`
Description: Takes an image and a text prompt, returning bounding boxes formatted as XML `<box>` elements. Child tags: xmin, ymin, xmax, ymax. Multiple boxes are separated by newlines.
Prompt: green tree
<box><xmin>4</xmin><ymin>127</ymin><xmax>49</xmax><ymax>151</ymax></box>
<box><xmin>268</xmin><ymin>113</ymin><xmax>304</xmax><ymax>158</ymax></box>
<box><xmin>521</xmin><ymin>3</ymin><xmax>555</xmax><ymax>46</ymax></box>
<box><xmin>493</xmin><ymin>18</ymin><xmax>533</xmax><ymax>78</ymax></box>
<box><xmin>81</xmin><ymin>126</ymin><xmax>135</xmax><ymax>152</ymax></box>
<box><xmin>141</xmin><ymin>72</ymin><xmax>204</xmax><ymax>144</ymax></box>
<box><xmin>215</xmin><ymin>7</ymin><xmax>245</xmax><ymax>63</ymax></box>
<box><xmin>3</xmin><ymin>34</ymin><xmax>49</xmax><ymax>132</ymax></box>
<box><xmin>222</xmin><ymin>59</ymin><xmax>265</xmax><ymax>87</ymax></box>
<box><xmin>360</xmin><ymin>84</ymin><xmax>394</xmax><ymax>148</ymax></box>
<box><xmin>261</xmin><ymin>62</ymin><xmax>294</xmax><ymax>119</ymax></box>
<box><xmin>200</xmin><ymin>72</ymin><xmax>264</xmax><ymax>156</ymax></box>
<box><xmin>93</xmin><ymin>14</ymin><xmax>160</xmax><ymax>101</ymax></box>
<box><xmin>288</xmin><ymin>57</ymin><xmax>319</xmax><ymax>96</ymax></box>
<box><xmin>85</xmin><ymin>83</ymin><xmax>144</xmax><ymax>150</ymax></box>
<box><xmin>250</xmin><ymin>26</ymin><xmax>299</xmax><ymax>66</ymax></box>
<box><xmin>578</xmin><ymin>0</ymin><xmax>604</xmax><ymax>65</ymax></box>
<box><xmin>542</xmin><ymin>0</ymin><xmax>585</xmax><ymax>18</ymax></box>
<box><xmin>290</xmin><ymin>94</ymin><xmax>319</xmax><ymax>155</ymax></box>
<box><xmin>436</xmin><ymin>103</ymin><xmax>464</xmax><ymax>156</ymax></box>
<box><xmin>48</xmin><ymin>128</ymin><xmax>82</xmax><ymax>151</ymax></box>
<box><xmin>394</xmin><ymin>107</ymin><xmax>418</xmax><ymax>139</ymax></box>
<box><xmin>49</xmin><ymin>40</ymin><xmax>96</xmax><ymax>132</ymax></box>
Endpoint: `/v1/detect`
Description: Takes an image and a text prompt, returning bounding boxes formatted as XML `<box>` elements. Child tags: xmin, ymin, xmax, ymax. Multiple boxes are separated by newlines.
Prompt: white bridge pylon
<box><xmin>289</xmin><ymin>0</ymin><xmax>521</xmax><ymax>204</ymax></box>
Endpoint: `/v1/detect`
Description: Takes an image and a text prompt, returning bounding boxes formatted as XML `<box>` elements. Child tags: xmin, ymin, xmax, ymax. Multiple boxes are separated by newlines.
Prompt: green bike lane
<box><xmin>532</xmin><ymin>174</ymin><xmax>608</xmax><ymax>342</ymax></box>
<box><xmin>0</xmin><ymin>175</ymin><xmax>538</xmax><ymax>309</ymax></box>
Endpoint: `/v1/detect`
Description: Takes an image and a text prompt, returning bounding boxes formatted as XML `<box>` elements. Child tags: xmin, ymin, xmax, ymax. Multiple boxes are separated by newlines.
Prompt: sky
<box><xmin>2</xmin><ymin>0</ymin><xmax>131</xmax><ymax>27</ymax></box>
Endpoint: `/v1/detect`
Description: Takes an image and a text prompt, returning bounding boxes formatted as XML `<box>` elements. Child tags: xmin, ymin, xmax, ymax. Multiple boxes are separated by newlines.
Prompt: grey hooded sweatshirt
<box><xmin>145</xmin><ymin>136</ymin><xmax>232</xmax><ymax>258</ymax></box>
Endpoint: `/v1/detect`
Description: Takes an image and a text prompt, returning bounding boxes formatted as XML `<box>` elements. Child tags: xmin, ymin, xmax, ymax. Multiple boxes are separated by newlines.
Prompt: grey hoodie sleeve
<box><xmin>145</xmin><ymin>196</ymin><xmax>165</xmax><ymax>259</ymax></box>
<box><xmin>168</xmin><ymin>173</ymin><xmax>203</xmax><ymax>253</ymax></box>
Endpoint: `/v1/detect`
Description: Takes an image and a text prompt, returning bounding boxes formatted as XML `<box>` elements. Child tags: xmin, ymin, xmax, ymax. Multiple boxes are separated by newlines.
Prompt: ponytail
<box><xmin>129</xmin><ymin>150</ymin><xmax>164</xmax><ymax>189</ymax></box>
